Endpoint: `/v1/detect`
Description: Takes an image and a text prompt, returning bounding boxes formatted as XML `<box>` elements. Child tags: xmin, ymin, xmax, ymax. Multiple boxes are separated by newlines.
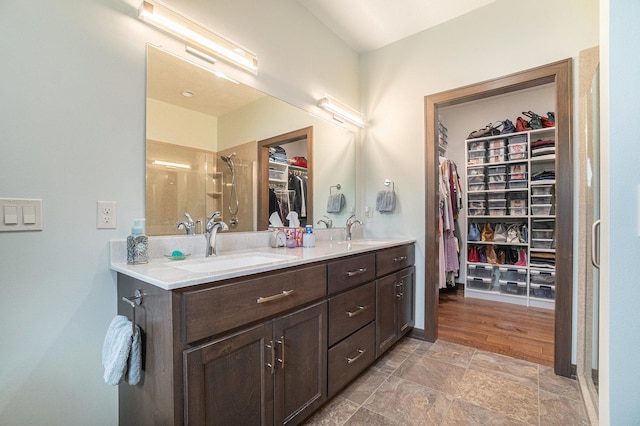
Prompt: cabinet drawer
<box><xmin>182</xmin><ymin>264</ymin><xmax>327</xmax><ymax>343</ymax></box>
<box><xmin>327</xmin><ymin>321</ymin><xmax>375</xmax><ymax>397</ymax></box>
<box><xmin>376</xmin><ymin>244</ymin><xmax>415</xmax><ymax>277</ymax></box>
<box><xmin>328</xmin><ymin>282</ymin><xmax>375</xmax><ymax>346</ymax></box>
<box><xmin>327</xmin><ymin>253</ymin><xmax>375</xmax><ymax>294</ymax></box>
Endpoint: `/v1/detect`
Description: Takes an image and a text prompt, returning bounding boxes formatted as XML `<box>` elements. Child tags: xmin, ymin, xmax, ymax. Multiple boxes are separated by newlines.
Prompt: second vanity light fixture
<box><xmin>317</xmin><ymin>95</ymin><xmax>366</xmax><ymax>128</ymax></box>
<box><xmin>138</xmin><ymin>0</ymin><xmax>258</xmax><ymax>74</ymax></box>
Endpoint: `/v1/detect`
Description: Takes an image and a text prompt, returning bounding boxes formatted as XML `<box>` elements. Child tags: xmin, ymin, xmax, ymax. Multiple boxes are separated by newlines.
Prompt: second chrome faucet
<box><xmin>346</xmin><ymin>214</ymin><xmax>362</xmax><ymax>241</ymax></box>
<box><xmin>205</xmin><ymin>211</ymin><xmax>229</xmax><ymax>256</ymax></box>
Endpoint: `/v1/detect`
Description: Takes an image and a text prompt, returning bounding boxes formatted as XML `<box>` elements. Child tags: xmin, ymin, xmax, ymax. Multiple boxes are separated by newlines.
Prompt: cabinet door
<box><xmin>273</xmin><ymin>302</ymin><xmax>327</xmax><ymax>426</ymax></box>
<box><xmin>375</xmin><ymin>274</ymin><xmax>398</xmax><ymax>357</ymax></box>
<box><xmin>398</xmin><ymin>267</ymin><xmax>416</xmax><ymax>336</ymax></box>
<box><xmin>184</xmin><ymin>322</ymin><xmax>275</xmax><ymax>426</ymax></box>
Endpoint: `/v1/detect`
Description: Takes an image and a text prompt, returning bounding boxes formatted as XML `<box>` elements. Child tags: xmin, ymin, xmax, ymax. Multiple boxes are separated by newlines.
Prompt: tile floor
<box><xmin>303</xmin><ymin>338</ymin><xmax>590</xmax><ymax>425</ymax></box>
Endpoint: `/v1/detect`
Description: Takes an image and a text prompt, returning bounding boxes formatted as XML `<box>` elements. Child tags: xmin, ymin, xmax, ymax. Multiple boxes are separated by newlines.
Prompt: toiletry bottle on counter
<box><xmin>127</xmin><ymin>219</ymin><xmax>148</xmax><ymax>264</ymax></box>
<box><xmin>302</xmin><ymin>225</ymin><xmax>315</xmax><ymax>248</ymax></box>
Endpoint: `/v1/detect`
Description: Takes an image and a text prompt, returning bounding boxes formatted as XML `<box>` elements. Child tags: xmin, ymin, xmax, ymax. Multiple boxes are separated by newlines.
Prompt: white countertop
<box><xmin>110</xmin><ymin>238</ymin><xmax>415</xmax><ymax>290</ymax></box>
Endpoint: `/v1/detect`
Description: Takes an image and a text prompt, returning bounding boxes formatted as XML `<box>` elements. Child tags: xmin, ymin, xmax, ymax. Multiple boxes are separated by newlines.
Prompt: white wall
<box><xmin>0</xmin><ymin>0</ymin><xmax>358</xmax><ymax>424</ymax></box>
<box><xmin>359</xmin><ymin>0</ymin><xmax>599</xmax><ymax>332</ymax></box>
<box><xmin>146</xmin><ymin>98</ymin><xmax>218</xmax><ymax>150</ymax></box>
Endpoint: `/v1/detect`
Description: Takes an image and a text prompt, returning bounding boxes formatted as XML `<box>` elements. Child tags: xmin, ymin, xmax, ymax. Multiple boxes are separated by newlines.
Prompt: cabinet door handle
<box><xmin>591</xmin><ymin>219</ymin><xmax>601</xmax><ymax>269</ymax></box>
<box><xmin>392</xmin><ymin>256</ymin><xmax>408</xmax><ymax>262</ymax></box>
<box><xmin>346</xmin><ymin>349</ymin><xmax>366</xmax><ymax>365</ymax></box>
<box><xmin>257</xmin><ymin>290</ymin><xmax>294</xmax><ymax>304</ymax></box>
<box><xmin>276</xmin><ymin>336</ymin><xmax>285</xmax><ymax>368</ymax></box>
<box><xmin>266</xmin><ymin>340</ymin><xmax>275</xmax><ymax>374</ymax></box>
<box><xmin>346</xmin><ymin>267</ymin><xmax>367</xmax><ymax>277</ymax></box>
<box><xmin>346</xmin><ymin>305</ymin><xmax>367</xmax><ymax>317</ymax></box>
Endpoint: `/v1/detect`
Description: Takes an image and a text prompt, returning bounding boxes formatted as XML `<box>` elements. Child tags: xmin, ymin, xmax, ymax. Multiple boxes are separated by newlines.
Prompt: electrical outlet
<box><xmin>97</xmin><ymin>201</ymin><xmax>117</xmax><ymax>229</ymax></box>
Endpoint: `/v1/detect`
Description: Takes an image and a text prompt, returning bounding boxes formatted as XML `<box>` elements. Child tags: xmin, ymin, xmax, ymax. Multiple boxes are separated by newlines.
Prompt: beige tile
<box><xmin>539</xmin><ymin>366</ymin><xmax>582</xmax><ymax>401</ymax></box>
<box><xmin>456</xmin><ymin>368</ymin><xmax>538</xmax><ymax>424</ymax></box>
<box><xmin>340</xmin><ymin>367</ymin><xmax>389</xmax><ymax>405</ymax></box>
<box><xmin>411</xmin><ymin>340</ymin><xmax>434</xmax><ymax>356</ymax></box>
<box><xmin>373</xmin><ymin>347</ymin><xmax>411</xmax><ymax>375</ymax></box>
<box><xmin>302</xmin><ymin>396</ymin><xmax>359</xmax><ymax>426</ymax></box>
<box><xmin>391</xmin><ymin>336</ymin><xmax>422</xmax><ymax>355</ymax></box>
<box><xmin>425</xmin><ymin>340</ymin><xmax>476</xmax><ymax>367</ymax></box>
<box><xmin>363</xmin><ymin>375</ymin><xmax>453</xmax><ymax>425</ymax></box>
<box><xmin>470</xmin><ymin>350</ymin><xmax>539</xmax><ymax>388</ymax></box>
<box><xmin>393</xmin><ymin>354</ymin><xmax>467</xmax><ymax>396</ymax></box>
<box><xmin>343</xmin><ymin>407</ymin><xmax>400</xmax><ymax>426</ymax></box>
<box><xmin>539</xmin><ymin>390</ymin><xmax>590</xmax><ymax>425</ymax></box>
<box><xmin>443</xmin><ymin>399</ymin><xmax>529</xmax><ymax>425</ymax></box>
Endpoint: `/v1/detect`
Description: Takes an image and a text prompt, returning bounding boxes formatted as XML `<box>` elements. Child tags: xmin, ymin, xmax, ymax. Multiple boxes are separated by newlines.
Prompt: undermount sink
<box><xmin>169</xmin><ymin>252</ymin><xmax>297</xmax><ymax>274</ymax></box>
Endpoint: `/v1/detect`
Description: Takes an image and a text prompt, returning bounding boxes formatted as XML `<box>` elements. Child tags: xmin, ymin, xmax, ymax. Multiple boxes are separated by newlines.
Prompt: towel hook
<box><xmin>384</xmin><ymin>179</ymin><xmax>395</xmax><ymax>191</ymax></box>
<box><xmin>121</xmin><ymin>289</ymin><xmax>144</xmax><ymax>335</ymax></box>
<box><xmin>330</xmin><ymin>183</ymin><xmax>341</xmax><ymax>195</ymax></box>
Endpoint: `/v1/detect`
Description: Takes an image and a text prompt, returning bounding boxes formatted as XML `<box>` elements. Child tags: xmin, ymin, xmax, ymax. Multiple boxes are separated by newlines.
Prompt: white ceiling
<box><xmin>297</xmin><ymin>0</ymin><xmax>496</xmax><ymax>53</ymax></box>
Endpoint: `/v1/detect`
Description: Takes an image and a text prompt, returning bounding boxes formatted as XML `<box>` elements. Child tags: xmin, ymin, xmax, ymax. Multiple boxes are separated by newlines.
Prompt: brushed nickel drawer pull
<box><xmin>346</xmin><ymin>267</ymin><xmax>367</xmax><ymax>277</ymax></box>
<box><xmin>257</xmin><ymin>290</ymin><xmax>294</xmax><ymax>304</ymax></box>
<box><xmin>392</xmin><ymin>256</ymin><xmax>408</xmax><ymax>262</ymax></box>
<box><xmin>266</xmin><ymin>340</ymin><xmax>275</xmax><ymax>374</ymax></box>
<box><xmin>346</xmin><ymin>305</ymin><xmax>367</xmax><ymax>317</ymax></box>
<box><xmin>276</xmin><ymin>336</ymin><xmax>285</xmax><ymax>369</ymax></box>
<box><xmin>346</xmin><ymin>349</ymin><xmax>366</xmax><ymax>365</ymax></box>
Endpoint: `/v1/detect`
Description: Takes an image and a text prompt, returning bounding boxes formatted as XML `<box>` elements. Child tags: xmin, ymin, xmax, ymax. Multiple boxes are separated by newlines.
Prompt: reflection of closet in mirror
<box><xmin>258</xmin><ymin>126</ymin><xmax>313</xmax><ymax>230</ymax></box>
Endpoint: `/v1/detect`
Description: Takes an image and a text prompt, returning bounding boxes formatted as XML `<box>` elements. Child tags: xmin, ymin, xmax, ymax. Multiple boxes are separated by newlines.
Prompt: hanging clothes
<box><xmin>439</xmin><ymin>158</ymin><xmax>462</xmax><ymax>288</ymax></box>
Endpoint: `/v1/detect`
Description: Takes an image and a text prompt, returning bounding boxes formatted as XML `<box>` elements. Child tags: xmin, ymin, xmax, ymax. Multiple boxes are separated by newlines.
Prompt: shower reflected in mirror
<box><xmin>220</xmin><ymin>153</ymin><xmax>240</xmax><ymax>227</ymax></box>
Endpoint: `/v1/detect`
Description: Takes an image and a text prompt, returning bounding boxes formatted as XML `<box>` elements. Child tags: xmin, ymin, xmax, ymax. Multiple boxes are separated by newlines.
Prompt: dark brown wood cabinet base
<box><xmin>117</xmin><ymin>243</ymin><xmax>415</xmax><ymax>425</ymax></box>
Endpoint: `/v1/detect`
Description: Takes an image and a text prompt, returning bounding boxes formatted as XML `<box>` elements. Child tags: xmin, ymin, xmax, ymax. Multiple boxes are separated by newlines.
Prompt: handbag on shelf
<box><xmin>468</xmin><ymin>122</ymin><xmax>503</xmax><ymax>139</ymax></box>
<box><xmin>501</xmin><ymin>119</ymin><xmax>517</xmax><ymax>134</ymax></box>
<box><xmin>481</xmin><ymin>222</ymin><xmax>494</xmax><ymax>242</ymax></box>
<box><xmin>468</xmin><ymin>223</ymin><xmax>481</xmax><ymax>241</ymax></box>
<box><xmin>506</xmin><ymin>224</ymin><xmax>522</xmax><ymax>243</ymax></box>
<box><xmin>478</xmin><ymin>247</ymin><xmax>487</xmax><ymax>264</ymax></box>
<box><xmin>468</xmin><ymin>246</ymin><xmax>480</xmax><ymax>262</ymax></box>
<box><xmin>516</xmin><ymin>117</ymin><xmax>531</xmax><ymax>132</ymax></box>
<box><xmin>495</xmin><ymin>246</ymin><xmax>506</xmax><ymax>264</ymax></box>
<box><xmin>494</xmin><ymin>223</ymin><xmax>507</xmax><ymax>242</ymax></box>
<box><xmin>506</xmin><ymin>247</ymin><xmax>519</xmax><ymax>264</ymax></box>
<box><xmin>486</xmin><ymin>244</ymin><xmax>498</xmax><ymax>265</ymax></box>
<box><xmin>515</xmin><ymin>248</ymin><xmax>527</xmax><ymax>266</ymax></box>
<box><xmin>520</xmin><ymin>224</ymin><xmax>528</xmax><ymax>243</ymax></box>
<box><xmin>522</xmin><ymin>111</ymin><xmax>543</xmax><ymax>129</ymax></box>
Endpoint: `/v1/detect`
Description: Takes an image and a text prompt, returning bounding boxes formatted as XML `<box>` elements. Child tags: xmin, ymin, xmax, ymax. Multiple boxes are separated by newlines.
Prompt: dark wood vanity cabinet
<box><xmin>117</xmin><ymin>243</ymin><xmax>415</xmax><ymax>425</ymax></box>
<box><xmin>184</xmin><ymin>302</ymin><xmax>326</xmax><ymax>426</ymax></box>
<box><xmin>375</xmin><ymin>245</ymin><xmax>416</xmax><ymax>357</ymax></box>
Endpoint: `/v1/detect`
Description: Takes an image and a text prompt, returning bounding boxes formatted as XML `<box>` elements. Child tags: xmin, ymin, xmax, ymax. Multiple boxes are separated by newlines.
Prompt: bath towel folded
<box><xmin>375</xmin><ymin>190</ymin><xmax>396</xmax><ymax>213</ymax></box>
<box><xmin>326</xmin><ymin>193</ymin><xmax>345</xmax><ymax>213</ymax></box>
<box><xmin>102</xmin><ymin>315</ymin><xmax>141</xmax><ymax>386</ymax></box>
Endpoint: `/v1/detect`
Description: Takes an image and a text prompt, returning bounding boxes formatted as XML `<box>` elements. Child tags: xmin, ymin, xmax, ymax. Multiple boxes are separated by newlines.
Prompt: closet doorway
<box><xmin>424</xmin><ymin>60</ymin><xmax>573</xmax><ymax>377</ymax></box>
<box><xmin>257</xmin><ymin>126</ymin><xmax>314</xmax><ymax>230</ymax></box>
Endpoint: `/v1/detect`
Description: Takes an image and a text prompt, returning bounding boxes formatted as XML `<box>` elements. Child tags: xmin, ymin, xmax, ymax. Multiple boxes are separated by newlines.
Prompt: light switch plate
<box><xmin>0</xmin><ymin>198</ymin><xmax>43</xmax><ymax>232</ymax></box>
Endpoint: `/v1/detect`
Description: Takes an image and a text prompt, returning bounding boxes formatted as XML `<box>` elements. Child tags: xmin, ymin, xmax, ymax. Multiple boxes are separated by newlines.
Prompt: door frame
<box><xmin>424</xmin><ymin>59</ymin><xmax>573</xmax><ymax>377</ymax></box>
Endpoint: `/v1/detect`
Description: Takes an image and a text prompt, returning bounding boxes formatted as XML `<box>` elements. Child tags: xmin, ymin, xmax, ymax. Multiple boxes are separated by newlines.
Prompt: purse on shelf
<box><xmin>515</xmin><ymin>248</ymin><xmax>527</xmax><ymax>266</ymax></box>
<box><xmin>495</xmin><ymin>246</ymin><xmax>506</xmax><ymax>264</ymax></box>
<box><xmin>522</xmin><ymin>111</ymin><xmax>543</xmax><ymax>129</ymax></box>
<box><xmin>468</xmin><ymin>246</ymin><xmax>480</xmax><ymax>262</ymax></box>
<box><xmin>506</xmin><ymin>247</ymin><xmax>519</xmax><ymax>264</ymax></box>
<box><xmin>494</xmin><ymin>223</ymin><xmax>507</xmax><ymax>242</ymax></box>
<box><xmin>516</xmin><ymin>116</ymin><xmax>531</xmax><ymax>132</ymax></box>
<box><xmin>501</xmin><ymin>119</ymin><xmax>517</xmax><ymax>134</ymax></box>
<box><xmin>486</xmin><ymin>244</ymin><xmax>498</xmax><ymax>265</ymax></box>
<box><xmin>468</xmin><ymin>122</ymin><xmax>503</xmax><ymax>139</ymax></box>
<box><xmin>481</xmin><ymin>222</ymin><xmax>494</xmax><ymax>242</ymax></box>
<box><xmin>506</xmin><ymin>224</ymin><xmax>522</xmax><ymax>243</ymax></box>
<box><xmin>478</xmin><ymin>247</ymin><xmax>487</xmax><ymax>264</ymax></box>
<box><xmin>520</xmin><ymin>224</ymin><xmax>528</xmax><ymax>243</ymax></box>
<box><xmin>468</xmin><ymin>223</ymin><xmax>481</xmax><ymax>241</ymax></box>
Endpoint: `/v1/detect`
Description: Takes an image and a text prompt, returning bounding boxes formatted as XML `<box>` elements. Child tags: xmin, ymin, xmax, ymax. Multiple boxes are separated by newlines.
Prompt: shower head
<box><xmin>220</xmin><ymin>153</ymin><xmax>236</xmax><ymax>171</ymax></box>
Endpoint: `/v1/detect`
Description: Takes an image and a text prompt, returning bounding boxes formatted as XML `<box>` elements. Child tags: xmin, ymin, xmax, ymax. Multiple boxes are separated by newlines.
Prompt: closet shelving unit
<box><xmin>464</xmin><ymin>127</ymin><xmax>556</xmax><ymax>310</ymax></box>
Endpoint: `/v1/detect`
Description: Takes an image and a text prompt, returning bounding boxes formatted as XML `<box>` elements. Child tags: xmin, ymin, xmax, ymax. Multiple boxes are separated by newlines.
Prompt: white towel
<box><xmin>375</xmin><ymin>190</ymin><xmax>396</xmax><ymax>213</ymax></box>
<box><xmin>102</xmin><ymin>315</ymin><xmax>142</xmax><ymax>386</ymax></box>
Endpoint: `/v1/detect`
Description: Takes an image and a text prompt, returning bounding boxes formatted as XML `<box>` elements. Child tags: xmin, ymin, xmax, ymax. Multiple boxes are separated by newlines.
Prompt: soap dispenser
<box><xmin>127</xmin><ymin>219</ymin><xmax>148</xmax><ymax>264</ymax></box>
<box><xmin>302</xmin><ymin>225</ymin><xmax>315</xmax><ymax>248</ymax></box>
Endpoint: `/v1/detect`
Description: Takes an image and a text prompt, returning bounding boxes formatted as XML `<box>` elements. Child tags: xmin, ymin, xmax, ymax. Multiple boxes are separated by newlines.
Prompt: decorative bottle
<box><xmin>302</xmin><ymin>225</ymin><xmax>315</xmax><ymax>248</ymax></box>
<box><xmin>127</xmin><ymin>219</ymin><xmax>148</xmax><ymax>264</ymax></box>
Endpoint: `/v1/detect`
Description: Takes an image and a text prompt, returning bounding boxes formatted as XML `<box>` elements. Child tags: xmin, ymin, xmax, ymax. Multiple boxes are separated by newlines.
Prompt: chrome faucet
<box><xmin>205</xmin><ymin>211</ymin><xmax>229</xmax><ymax>257</ymax></box>
<box><xmin>317</xmin><ymin>215</ymin><xmax>333</xmax><ymax>229</ymax></box>
<box><xmin>345</xmin><ymin>214</ymin><xmax>362</xmax><ymax>241</ymax></box>
<box><xmin>177</xmin><ymin>213</ymin><xmax>196</xmax><ymax>235</ymax></box>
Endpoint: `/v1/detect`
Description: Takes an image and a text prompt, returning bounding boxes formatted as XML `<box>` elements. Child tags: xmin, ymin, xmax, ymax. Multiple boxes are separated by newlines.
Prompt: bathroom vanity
<box><xmin>111</xmin><ymin>238</ymin><xmax>415</xmax><ymax>426</ymax></box>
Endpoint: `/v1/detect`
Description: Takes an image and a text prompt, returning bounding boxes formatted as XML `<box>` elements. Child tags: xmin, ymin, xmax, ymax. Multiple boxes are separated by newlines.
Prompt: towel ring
<box><xmin>121</xmin><ymin>289</ymin><xmax>144</xmax><ymax>335</ymax></box>
<box><xmin>384</xmin><ymin>179</ymin><xmax>395</xmax><ymax>191</ymax></box>
<box><xmin>330</xmin><ymin>183</ymin><xmax>341</xmax><ymax>195</ymax></box>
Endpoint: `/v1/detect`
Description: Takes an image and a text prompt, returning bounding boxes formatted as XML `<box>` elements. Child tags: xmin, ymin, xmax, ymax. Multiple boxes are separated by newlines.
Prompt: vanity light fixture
<box><xmin>138</xmin><ymin>0</ymin><xmax>258</xmax><ymax>74</ymax></box>
<box><xmin>152</xmin><ymin>160</ymin><xmax>192</xmax><ymax>169</ymax></box>
<box><xmin>317</xmin><ymin>95</ymin><xmax>366</xmax><ymax>128</ymax></box>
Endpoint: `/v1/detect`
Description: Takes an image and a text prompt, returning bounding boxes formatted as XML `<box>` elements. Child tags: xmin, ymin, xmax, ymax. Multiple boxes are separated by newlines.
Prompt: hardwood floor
<box><xmin>438</xmin><ymin>285</ymin><xmax>555</xmax><ymax>367</ymax></box>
